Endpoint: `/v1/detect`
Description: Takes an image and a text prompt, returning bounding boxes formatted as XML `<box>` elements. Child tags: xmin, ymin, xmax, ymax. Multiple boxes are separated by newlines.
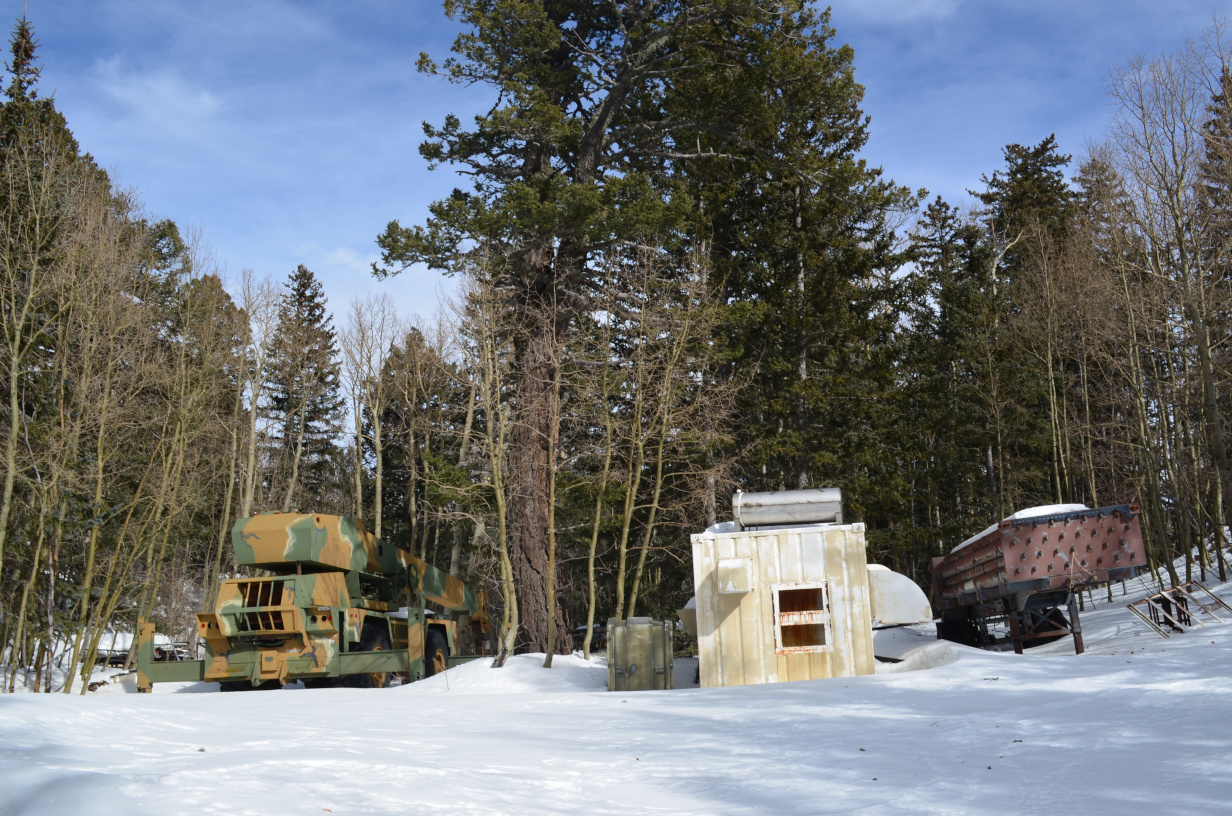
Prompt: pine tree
<box><xmin>265</xmin><ymin>265</ymin><xmax>344</xmax><ymax>513</ymax></box>
<box><xmin>899</xmin><ymin>197</ymin><xmax>999</xmax><ymax>562</ymax></box>
<box><xmin>974</xmin><ymin>134</ymin><xmax>1072</xmax><ymax>281</ymax></box>
<box><xmin>0</xmin><ymin>17</ymin><xmax>77</xmax><ymax>157</ymax></box>
<box><xmin>373</xmin><ymin>0</ymin><xmax>900</xmax><ymax>653</ymax></box>
<box><xmin>1195</xmin><ymin>68</ymin><xmax>1232</xmax><ymax>559</ymax></box>
<box><xmin>968</xmin><ymin>136</ymin><xmax>1075</xmax><ymax>510</ymax></box>
<box><xmin>682</xmin><ymin>5</ymin><xmax>916</xmax><ymax>527</ymax></box>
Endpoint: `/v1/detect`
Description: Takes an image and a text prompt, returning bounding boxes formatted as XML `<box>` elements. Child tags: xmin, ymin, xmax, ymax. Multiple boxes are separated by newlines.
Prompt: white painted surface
<box><xmin>676</xmin><ymin>596</ymin><xmax>698</xmax><ymax>637</ymax></box>
<box><xmin>866</xmin><ymin>565</ymin><xmax>933</xmax><ymax>626</ymax></box>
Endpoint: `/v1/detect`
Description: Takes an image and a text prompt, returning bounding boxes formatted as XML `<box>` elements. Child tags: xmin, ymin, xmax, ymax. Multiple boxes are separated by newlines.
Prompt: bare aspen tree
<box><xmin>342</xmin><ymin>293</ymin><xmax>399</xmax><ymax>536</ymax></box>
<box><xmin>1104</xmin><ymin>34</ymin><xmax>1232</xmax><ymax>582</ymax></box>
<box><xmin>238</xmin><ymin>271</ymin><xmax>279</xmax><ymax>519</ymax></box>
<box><xmin>576</xmin><ymin>306</ymin><xmax>619</xmax><ymax>660</ymax></box>
<box><xmin>625</xmin><ymin>250</ymin><xmax>728</xmax><ymax>618</ymax></box>
<box><xmin>457</xmin><ymin>260</ymin><xmax>519</xmax><ymax>665</ymax></box>
<box><xmin>0</xmin><ymin>122</ymin><xmax>78</xmax><ymax>593</ymax></box>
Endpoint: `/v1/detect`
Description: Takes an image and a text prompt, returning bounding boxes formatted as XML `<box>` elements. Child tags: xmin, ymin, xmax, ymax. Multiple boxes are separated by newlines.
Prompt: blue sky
<box><xmin>26</xmin><ymin>0</ymin><xmax>1230</xmax><ymax>320</ymax></box>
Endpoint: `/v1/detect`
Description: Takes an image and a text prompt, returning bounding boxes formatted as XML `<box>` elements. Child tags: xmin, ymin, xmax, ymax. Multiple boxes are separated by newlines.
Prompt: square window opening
<box><xmin>772</xmin><ymin>581</ymin><xmax>832</xmax><ymax>654</ymax></box>
<box><xmin>781</xmin><ymin>623</ymin><xmax>827</xmax><ymax>649</ymax></box>
<box><xmin>778</xmin><ymin>587</ymin><xmax>825</xmax><ymax>614</ymax></box>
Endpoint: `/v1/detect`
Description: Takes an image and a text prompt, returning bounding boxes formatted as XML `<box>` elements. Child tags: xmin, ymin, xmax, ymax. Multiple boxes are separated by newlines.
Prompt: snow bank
<box><xmin>3</xmin><ymin>572</ymin><xmax>1232</xmax><ymax>815</ymax></box>
<box><xmin>875</xmin><ymin>640</ymin><xmax>964</xmax><ymax>674</ymax></box>
<box><xmin>400</xmin><ymin>652</ymin><xmax>608</xmax><ymax>695</ymax></box>
<box><xmin>871</xmin><ymin>623</ymin><xmax>937</xmax><ymax>660</ymax></box>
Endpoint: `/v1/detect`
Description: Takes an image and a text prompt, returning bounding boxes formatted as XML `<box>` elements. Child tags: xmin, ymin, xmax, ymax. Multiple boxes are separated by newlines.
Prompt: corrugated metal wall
<box><xmin>690</xmin><ymin>524</ymin><xmax>876</xmax><ymax>688</ymax></box>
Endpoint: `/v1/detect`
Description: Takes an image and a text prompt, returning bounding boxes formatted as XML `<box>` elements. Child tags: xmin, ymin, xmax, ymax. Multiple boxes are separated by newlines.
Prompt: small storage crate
<box><xmin>607</xmin><ymin>617</ymin><xmax>673</xmax><ymax>691</ymax></box>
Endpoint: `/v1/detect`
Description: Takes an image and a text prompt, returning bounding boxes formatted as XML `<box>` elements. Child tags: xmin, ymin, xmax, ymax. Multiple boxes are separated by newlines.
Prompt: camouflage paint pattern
<box><xmin>136</xmin><ymin>620</ymin><xmax>154</xmax><ymax>691</ymax></box>
<box><xmin>232</xmin><ymin>512</ymin><xmax>488</xmax><ymax>623</ymax></box>
<box><xmin>137</xmin><ymin>512</ymin><xmax>489</xmax><ymax>691</ymax></box>
<box><xmin>198</xmin><ymin>571</ymin><xmax>350</xmax><ymax>684</ymax></box>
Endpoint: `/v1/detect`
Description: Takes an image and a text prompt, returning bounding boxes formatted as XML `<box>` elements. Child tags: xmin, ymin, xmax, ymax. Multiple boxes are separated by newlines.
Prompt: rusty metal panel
<box><xmin>931</xmin><ymin>503</ymin><xmax>1146</xmax><ymax>614</ymax></box>
<box><xmin>691</xmin><ymin>523</ymin><xmax>875</xmax><ymax>689</ymax></box>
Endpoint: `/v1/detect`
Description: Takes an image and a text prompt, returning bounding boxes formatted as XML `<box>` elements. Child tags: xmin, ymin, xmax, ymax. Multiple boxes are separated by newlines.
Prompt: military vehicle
<box><xmin>136</xmin><ymin>512</ymin><xmax>489</xmax><ymax>691</ymax></box>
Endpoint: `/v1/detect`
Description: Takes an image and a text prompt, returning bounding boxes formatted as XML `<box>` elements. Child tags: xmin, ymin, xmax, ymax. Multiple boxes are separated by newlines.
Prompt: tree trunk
<box><xmin>507</xmin><ymin>327</ymin><xmax>570</xmax><ymax>654</ymax></box>
<box><xmin>352</xmin><ymin>396</ymin><xmax>364</xmax><ymax>521</ymax></box>
<box><xmin>372</xmin><ymin>405</ymin><xmax>383</xmax><ymax>538</ymax></box>
<box><xmin>794</xmin><ymin>183</ymin><xmax>810</xmax><ymax>490</ymax></box>
<box><xmin>583</xmin><ymin>403</ymin><xmax>615</xmax><ymax>661</ymax></box>
<box><xmin>282</xmin><ymin>401</ymin><xmax>308</xmax><ymax>513</ymax></box>
<box><xmin>627</xmin><ymin>400</ymin><xmax>672</xmax><ymax>618</ymax></box>
<box><xmin>0</xmin><ymin>354</ymin><xmax>22</xmax><ymax>590</ymax></box>
<box><xmin>197</xmin><ymin>376</ymin><xmax>244</xmax><ymax>654</ymax></box>
<box><xmin>8</xmin><ymin>514</ymin><xmax>46</xmax><ymax>692</ymax></box>
<box><xmin>543</xmin><ymin>371</ymin><xmax>562</xmax><ymax>668</ymax></box>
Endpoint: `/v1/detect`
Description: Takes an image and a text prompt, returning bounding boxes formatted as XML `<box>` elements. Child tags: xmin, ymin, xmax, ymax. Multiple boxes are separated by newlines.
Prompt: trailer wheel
<box><xmin>424</xmin><ymin>629</ymin><xmax>449</xmax><ymax>678</ymax></box>
<box><xmin>358</xmin><ymin>621</ymin><xmax>393</xmax><ymax>688</ymax></box>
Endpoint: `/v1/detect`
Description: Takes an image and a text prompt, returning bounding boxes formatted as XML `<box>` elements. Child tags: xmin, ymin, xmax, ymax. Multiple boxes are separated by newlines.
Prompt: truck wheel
<box><xmin>424</xmin><ymin>629</ymin><xmax>449</xmax><ymax>678</ymax></box>
<box><xmin>356</xmin><ymin>621</ymin><xmax>392</xmax><ymax>689</ymax></box>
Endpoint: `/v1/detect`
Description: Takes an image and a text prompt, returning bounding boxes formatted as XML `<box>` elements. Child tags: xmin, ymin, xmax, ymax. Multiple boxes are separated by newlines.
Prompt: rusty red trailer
<box><xmin>930</xmin><ymin>503</ymin><xmax>1147</xmax><ymax>653</ymax></box>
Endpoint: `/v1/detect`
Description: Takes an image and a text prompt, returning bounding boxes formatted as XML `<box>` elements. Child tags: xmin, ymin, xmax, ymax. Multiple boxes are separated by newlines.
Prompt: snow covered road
<box><xmin>2</xmin><ymin>582</ymin><xmax>1231</xmax><ymax>815</ymax></box>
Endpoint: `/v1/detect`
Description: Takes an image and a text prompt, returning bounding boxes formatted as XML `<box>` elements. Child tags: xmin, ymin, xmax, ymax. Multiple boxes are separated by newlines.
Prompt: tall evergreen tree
<box><xmin>897</xmin><ymin>198</ymin><xmax>999</xmax><ymax>568</ymax></box>
<box><xmin>0</xmin><ymin>16</ymin><xmax>102</xmax><ymax>595</ymax></box>
<box><xmin>975</xmin><ymin>134</ymin><xmax>1072</xmax><ymax>275</ymax></box>
<box><xmin>1195</xmin><ymin>68</ymin><xmax>1232</xmax><ymax>554</ymax></box>
<box><xmin>0</xmin><ymin>17</ymin><xmax>81</xmax><ymax>160</ymax></box>
<box><xmin>968</xmin><ymin>136</ymin><xmax>1075</xmax><ymax>510</ymax></box>
<box><xmin>683</xmin><ymin>7</ymin><xmax>915</xmax><ymax>507</ymax></box>
<box><xmin>375</xmin><ymin>0</ymin><xmax>897</xmax><ymax>652</ymax></box>
<box><xmin>265</xmin><ymin>265</ymin><xmax>344</xmax><ymax>513</ymax></box>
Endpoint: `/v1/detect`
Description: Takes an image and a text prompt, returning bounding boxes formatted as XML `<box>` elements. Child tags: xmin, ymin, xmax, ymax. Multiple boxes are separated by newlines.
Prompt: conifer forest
<box><xmin>4</xmin><ymin>5</ymin><xmax>1232</xmax><ymax>691</ymax></box>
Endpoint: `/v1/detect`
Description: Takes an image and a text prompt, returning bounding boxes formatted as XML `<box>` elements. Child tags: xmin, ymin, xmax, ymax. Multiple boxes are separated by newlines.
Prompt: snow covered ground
<box><xmin>2</xmin><ymin>574</ymin><xmax>1231</xmax><ymax>814</ymax></box>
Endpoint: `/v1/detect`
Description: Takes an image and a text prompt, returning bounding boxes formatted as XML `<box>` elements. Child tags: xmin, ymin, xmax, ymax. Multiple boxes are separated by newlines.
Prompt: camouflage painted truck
<box><xmin>136</xmin><ymin>512</ymin><xmax>489</xmax><ymax>691</ymax></box>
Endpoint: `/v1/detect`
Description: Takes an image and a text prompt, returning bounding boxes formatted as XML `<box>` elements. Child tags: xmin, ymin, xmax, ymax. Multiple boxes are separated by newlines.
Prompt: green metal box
<box><xmin>607</xmin><ymin>617</ymin><xmax>673</xmax><ymax>691</ymax></box>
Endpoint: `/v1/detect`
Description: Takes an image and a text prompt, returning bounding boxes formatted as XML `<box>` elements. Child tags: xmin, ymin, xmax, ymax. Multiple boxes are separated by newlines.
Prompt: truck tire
<box><xmin>356</xmin><ymin>621</ymin><xmax>393</xmax><ymax>689</ymax></box>
<box><xmin>424</xmin><ymin>628</ymin><xmax>449</xmax><ymax>678</ymax></box>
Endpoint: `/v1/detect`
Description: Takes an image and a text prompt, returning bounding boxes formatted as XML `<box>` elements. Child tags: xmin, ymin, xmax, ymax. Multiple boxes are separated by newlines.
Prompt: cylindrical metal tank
<box><xmin>732</xmin><ymin>488</ymin><xmax>842</xmax><ymax>528</ymax></box>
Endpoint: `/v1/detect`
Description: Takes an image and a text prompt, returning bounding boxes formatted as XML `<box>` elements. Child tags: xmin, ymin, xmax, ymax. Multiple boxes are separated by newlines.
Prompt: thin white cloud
<box><xmin>90</xmin><ymin>57</ymin><xmax>223</xmax><ymax>132</ymax></box>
